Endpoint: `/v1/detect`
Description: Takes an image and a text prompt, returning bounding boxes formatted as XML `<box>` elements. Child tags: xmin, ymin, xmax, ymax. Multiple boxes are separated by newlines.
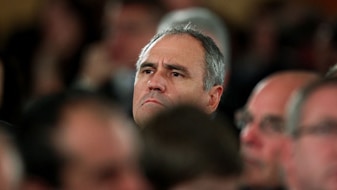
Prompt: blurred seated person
<box><xmin>76</xmin><ymin>0</ymin><xmax>167</xmax><ymax>115</ymax></box>
<box><xmin>17</xmin><ymin>91</ymin><xmax>148</xmax><ymax>190</ymax></box>
<box><xmin>141</xmin><ymin>105</ymin><xmax>242</xmax><ymax>190</ymax></box>
<box><xmin>284</xmin><ymin>77</ymin><xmax>337</xmax><ymax>190</ymax></box>
<box><xmin>237</xmin><ymin>71</ymin><xmax>319</xmax><ymax>190</ymax></box>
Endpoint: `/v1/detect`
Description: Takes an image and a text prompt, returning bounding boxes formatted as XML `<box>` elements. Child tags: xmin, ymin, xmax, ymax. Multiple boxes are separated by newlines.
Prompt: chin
<box><xmin>135</xmin><ymin>106</ymin><xmax>166</xmax><ymax>127</ymax></box>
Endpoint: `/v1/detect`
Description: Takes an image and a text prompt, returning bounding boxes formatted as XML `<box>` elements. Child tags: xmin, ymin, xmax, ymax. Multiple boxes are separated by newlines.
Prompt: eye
<box><xmin>261</xmin><ymin>116</ymin><xmax>285</xmax><ymax>133</ymax></box>
<box><xmin>141</xmin><ymin>69</ymin><xmax>154</xmax><ymax>75</ymax></box>
<box><xmin>308</xmin><ymin>121</ymin><xmax>337</xmax><ymax>135</ymax></box>
<box><xmin>171</xmin><ymin>72</ymin><xmax>183</xmax><ymax>78</ymax></box>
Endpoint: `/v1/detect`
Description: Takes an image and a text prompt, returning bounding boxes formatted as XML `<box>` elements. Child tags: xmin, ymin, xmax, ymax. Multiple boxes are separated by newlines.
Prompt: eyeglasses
<box><xmin>235</xmin><ymin>109</ymin><xmax>285</xmax><ymax>135</ymax></box>
<box><xmin>294</xmin><ymin>120</ymin><xmax>337</xmax><ymax>138</ymax></box>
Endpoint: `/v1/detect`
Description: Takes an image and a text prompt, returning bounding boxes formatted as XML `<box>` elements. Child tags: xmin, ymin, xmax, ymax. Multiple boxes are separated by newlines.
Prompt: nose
<box><xmin>240</xmin><ymin>122</ymin><xmax>263</xmax><ymax>149</ymax></box>
<box><xmin>147</xmin><ymin>72</ymin><xmax>166</xmax><ymax>92</ymax></box>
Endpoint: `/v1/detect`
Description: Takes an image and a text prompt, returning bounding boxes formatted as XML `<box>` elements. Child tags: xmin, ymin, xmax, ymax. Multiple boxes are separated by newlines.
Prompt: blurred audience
<box><xmin>17</xmin><ymin>91</ymin><xmax>147</xmax><ymax>190</ymax></box>
<box><xmin>1</xmin><ymin>1</ymin><xmax>337</xmax><ymax>189</ymax></box>
<box><xmin>3</xmin><ymin>0</ymin><xmax>101</xmax><ymax>104</ymax></box>
<box><xmin>285</xmin><ymin>77</ymin><xmax>337</xmax><ymax>190</ymax></box>
<box><xmin>141</xmin><ymin>105</ymin><xmax>242</xmax><ymax>190</ymax></box>
<box><xmin>132</xmin><ymin>25</ymin><xmax>226</xmax><ymax>127</ymax></box>
<box><xmin>236</xmin><ymin>71</ymin><xmax>319</xmax><ymax>189</ymax></box>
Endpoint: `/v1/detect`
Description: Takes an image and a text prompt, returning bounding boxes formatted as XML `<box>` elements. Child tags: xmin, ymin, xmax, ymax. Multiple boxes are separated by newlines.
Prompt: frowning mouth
<box><xmin>142</xmin><ymin>99</ymin><xmax>164</xmax><ymax>106</ymax></box>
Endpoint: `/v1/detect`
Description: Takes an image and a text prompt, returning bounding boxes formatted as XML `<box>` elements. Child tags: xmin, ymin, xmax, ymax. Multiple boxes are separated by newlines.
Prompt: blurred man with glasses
<box><xmin>236</xmin><ymin>71</ymin><xmax>319</xmax><ymax>189</ymax></box>
<box><xmin>284</xmin><ymin>77</ymin><xmax>337</xmax><ymax>190</ymax></box>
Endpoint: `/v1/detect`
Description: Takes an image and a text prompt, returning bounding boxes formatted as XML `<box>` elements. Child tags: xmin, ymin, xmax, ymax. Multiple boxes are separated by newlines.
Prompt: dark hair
<box><xmin>141</xmin><ymin>105</ymin><xmax>242</xmax><ymax>190</ymax></box>
<box><xmin>16</xmin><ymin>90</ymin><xmax>118</xmax><ymax>188</ymax></box>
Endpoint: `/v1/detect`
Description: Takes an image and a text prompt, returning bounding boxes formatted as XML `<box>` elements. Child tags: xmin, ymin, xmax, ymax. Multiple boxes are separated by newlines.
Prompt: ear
<box><xmin>206</xmin><ymin>85</ymin><xmax>223</xmax><ymax>114</ymax></box>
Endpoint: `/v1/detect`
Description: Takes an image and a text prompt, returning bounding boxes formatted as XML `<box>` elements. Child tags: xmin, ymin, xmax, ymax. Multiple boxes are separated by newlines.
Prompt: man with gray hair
<box><xmin>284</xmin><ymin>77</ymin><xmax>337</xmax><ymax>190</ymax></box>
<box><xmin>132</xmin><ymin>25</ymin><xmax>227</xmax><ymax>127</ymax></box>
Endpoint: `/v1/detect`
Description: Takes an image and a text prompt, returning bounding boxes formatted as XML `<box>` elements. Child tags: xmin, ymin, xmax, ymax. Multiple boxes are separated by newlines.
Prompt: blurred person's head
<box><xmin>104</xmin><ymin>0</ymin><xmax>166</xmax><ymax>69</ymax></box>
<box><xmin>157</xmin><ymin>7</ymin><xmax>230</xmax><ymax>75</ymax></box>
<box><xmin>39</xmin><ymin>0</ymin><xmax>95</xmax><ymax>57</ymax></box>
<box><xmin>141</xmin><ymin>105</ymin><xmax>242</xmax><ymax>190</ymax></box>
<box><xmin>18</xmin><ymin>91</ymin><xmax>146</xmax><ymax>190</ymax></box>
<box><xmin>133</xmin><ymin>25</ymin><xmax>226</xmax><ymax>127</ymax></box>
<box><xmin>0</xmin><ymin>121</ymin><xmax>22</xmax><ymax>190</ymax></box>
<box><xmin>237</xmin><ymin>71</ymin><xmax>319</xmax><ymax>189</ymax></box>
<box><xmin>312</xmin><ymin>21</ymin><xmax>337</xmax><ymax>73</ymax></box>
<box><xmin>285</xmin><ymin>77</ymin><xmax>337</xmax><ymax>190</ymax></box>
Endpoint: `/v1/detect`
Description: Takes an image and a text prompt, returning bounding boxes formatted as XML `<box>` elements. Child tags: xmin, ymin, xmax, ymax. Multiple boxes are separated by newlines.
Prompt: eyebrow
<box><xmin>139</xmin><ymin>62</ymin><xmax>191</xmax><ymax>77</ymax></box>
<box><xmin>139</xmin><ymin>62</ymin><xmax>155</xmax><ymax>69</ymax></box>
<box><xmin>164</xmin><ymin>63</ymin><xmax>189</xmax><ymax>75</ymax></box>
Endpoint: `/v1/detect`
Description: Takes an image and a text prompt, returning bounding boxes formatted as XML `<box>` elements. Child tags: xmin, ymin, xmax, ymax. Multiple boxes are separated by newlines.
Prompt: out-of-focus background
<box><xmin>1</xmin><ymin>0</ymin><xmax>336</xmax><ymax>44</ymax></box>
<box><xmin>0</xmin><ymin>0</ymin><xmax>337</xmax><ymax>125</ymax></box>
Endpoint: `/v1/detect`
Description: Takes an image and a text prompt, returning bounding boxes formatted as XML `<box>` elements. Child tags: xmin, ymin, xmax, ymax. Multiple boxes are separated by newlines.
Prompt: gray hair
<box><xmin>157</xmin><ymin>7</ymin><xmax>230</xmax><ymax>66</ymax></box>
<box><xmin>136</xmin><ymin>24</ymin><xmax>226</xmax><ymax>91</ymax></box>
<box><xmin>286</xmin><ymin>77</ymin><xmax>337</xmax><ymax>137</ymax></box>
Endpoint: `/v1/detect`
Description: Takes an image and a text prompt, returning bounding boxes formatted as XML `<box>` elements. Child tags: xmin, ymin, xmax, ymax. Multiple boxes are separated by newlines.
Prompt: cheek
<box><xmin>172</xmin><ymin>91</ymin><xmax>207</xmax><ymax>107</ymax></box>
<box><xmin>174</xmin><ymin>83</ymin><xmax>207</xmax><ymax>99</ymax></box>
<box><xmin>294</xmin><ymin>141</ymin><xmax>325</xmax><ymax>174</ymax></box>
<box><xmin>263</xmin><ymin>139</ymin><xmax>284</xmax><ymax>161</ymax></box>
<box><xmin>133</xmin><ymin>80</ymin><xmax>144</xmax><ymax>101</ymax></box>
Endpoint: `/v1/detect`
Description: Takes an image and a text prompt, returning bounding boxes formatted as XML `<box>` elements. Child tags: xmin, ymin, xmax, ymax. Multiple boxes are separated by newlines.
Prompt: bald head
<box><xmin>239</xmin><ymin>70</ymin><xmax>320</xmax><ymax>188</ymax></box>
<box><xmin>248</xmin><ymin>71</ymin><xmax>320</xmax><ymax>115</ymax></box>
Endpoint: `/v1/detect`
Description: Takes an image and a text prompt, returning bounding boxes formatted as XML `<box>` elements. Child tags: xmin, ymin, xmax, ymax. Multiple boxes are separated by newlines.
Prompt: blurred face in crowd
<box><xmin>290</xmin><ymin>85</ymin><xmax>337</xmax><ymax>190</ymax></box>
<box><xmin>57</xmin><ymin>105</ymin><xmax>146</xmax><ymax>190</ymax></box>
<box><xmin>133</xmin><ymin>34</ymin><xmax>223</xmax><ymax>127</ymax></box>
<box><xmin>41</xmin><ymin>0</ymin><xmax>83</xmax><ymax>55</ymax></box>
<box><xmin>105</xmin><ymin>3</ymin><xmax>159</xmax><ymax>69</ymax></box>
<box><xmin>238</xmin><ymin>72</ymin><xmax>318</xmax><ymax>188</ymax></box>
